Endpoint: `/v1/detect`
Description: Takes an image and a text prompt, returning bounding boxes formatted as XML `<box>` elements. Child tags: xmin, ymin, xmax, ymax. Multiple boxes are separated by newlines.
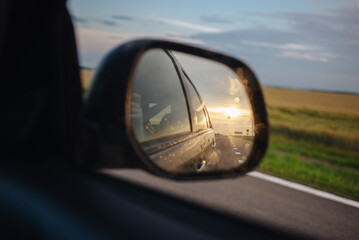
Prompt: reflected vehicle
<box><xmin>131</xmin><ymin>49</ymin><xmax>219</xmax><ymax>173</ymax></box>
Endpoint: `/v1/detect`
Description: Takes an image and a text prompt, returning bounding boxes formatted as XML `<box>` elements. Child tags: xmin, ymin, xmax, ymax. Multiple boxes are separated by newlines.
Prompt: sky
<box><xmin>68</xmin><ymin>0</ymin><xmax>359</xmax><ymax>93</ymax></box>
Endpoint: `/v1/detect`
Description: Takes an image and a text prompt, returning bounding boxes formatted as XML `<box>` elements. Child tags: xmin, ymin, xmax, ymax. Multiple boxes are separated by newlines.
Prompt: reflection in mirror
<box><xmin>131</xmin><ymin>48</ymin><xmax>255</xmax><ymax>175</ymax></box>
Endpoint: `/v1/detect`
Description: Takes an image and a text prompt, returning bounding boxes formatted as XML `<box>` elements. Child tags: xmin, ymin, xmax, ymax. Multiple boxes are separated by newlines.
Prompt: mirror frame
<box><xmin>85</xmin><ymin>39</ymin><xmax>268</xmax><ymax>180</ymax></box>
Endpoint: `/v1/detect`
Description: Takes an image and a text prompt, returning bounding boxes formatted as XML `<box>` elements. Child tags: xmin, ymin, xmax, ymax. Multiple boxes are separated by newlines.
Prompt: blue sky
<box><xmin>68</xmin><ymin>0</ymin><xmax>359</xmax><ymax>93</ymax></box>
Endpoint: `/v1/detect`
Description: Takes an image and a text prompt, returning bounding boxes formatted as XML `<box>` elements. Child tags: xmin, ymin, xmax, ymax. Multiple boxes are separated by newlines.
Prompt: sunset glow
<box><xmin>208</xmin><ymin>107</ymin><xmax>243</xmax><ymax>118</ymax></box>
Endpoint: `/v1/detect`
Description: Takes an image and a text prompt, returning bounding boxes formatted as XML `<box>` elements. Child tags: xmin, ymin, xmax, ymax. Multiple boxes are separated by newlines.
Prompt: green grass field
<box><xmin>80</xmin><ymin>70</ymin><xmax>359</xmax><ymax>200</ymax></box>
<box><xmin>259</xmin><ymin>88</ymin><xmax>359</xmax><ymax>200</ymax></box>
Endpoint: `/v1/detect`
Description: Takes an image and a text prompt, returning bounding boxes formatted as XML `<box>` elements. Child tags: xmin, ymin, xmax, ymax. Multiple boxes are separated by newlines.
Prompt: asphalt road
<box><xmin>103</xmin><ymin>169</ymin><xmax>359</xmax><ymax>240</ymax></box>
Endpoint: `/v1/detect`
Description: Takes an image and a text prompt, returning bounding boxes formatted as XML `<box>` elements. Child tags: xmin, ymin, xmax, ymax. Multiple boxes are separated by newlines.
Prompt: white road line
<box><xmin>247</xmin><ymin>171</ymin><xmax>359</xmax><ymax>209</ymax></box>
<box><xmin>235</xmin><ymin>152</ymin><xmax>241</xmax><ymax>155</ymax></box>
<box><xmin>233</xmin><ymin>147</ymin><xmax>238</xmax><ymax>150</ymax></box>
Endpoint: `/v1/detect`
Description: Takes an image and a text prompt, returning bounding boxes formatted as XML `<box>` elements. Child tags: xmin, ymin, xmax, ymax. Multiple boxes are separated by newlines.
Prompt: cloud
<box><xmin>191</xmin><ymin>2</ymin><xmax>359</xmax><ymax>93</ymax></box>
<box><xmin>112</xmin><ymin>15</ymin><xmax>134</xmax><ymax>21</ymax></box>
<box><xmin>240</xmin><ymin>40</ymin><xmax>316</xmax><ymax>51</ymax></box>
<box><xmin>74</xmin><ymin>28</ymin><xmax>204</xmax><ymax>68</ymax></box>
<box><xmin>71</xmin><ymin>15</ymin><xmax>88</xmax><ymax>23</ymax></box>
<box><xmin>271</xmin><ymin>3</ymin><xmax>359</xmax><ymax>54</ymax></box>
<box><xmin>101</xmin><ymin>20</ymin><xmax>118</xmax><ymax>26</ymax></box>
<box><xmin>193</xmin><ymin>28</ymin><xmax>334</xmax><ymax>62</ymax></box>
<box><xmin>281</xmin><ymin>51</ymin><xmax>332</xmax><ymax>62</ymax></box>
<box><xmin>71</xmin><ymin>3</ymin><xmax>359</xmax><ymax>93</ymax></box>
<box><xmin>240</xmin><ymin>40</ymin><xmax>332</xmax><ymax>62</ymax></box>
<box><xmin>194</xmin><ymin>2</ymin><xmax>359</xmax><ymax>63</ymax></box>
<box><xmin>156</xmin><ymin>17</ymin><xmax>222</xmax><ymax>33</ymax></box>
<box><xmin>201</xmin><ymin>16</ymin><xmax>234</xmax><ymax>24</ymax></box>
<box><xmin>165</xmin><ymin>32</ymin><xmax>183</xmax><ymax>38</ymax></box>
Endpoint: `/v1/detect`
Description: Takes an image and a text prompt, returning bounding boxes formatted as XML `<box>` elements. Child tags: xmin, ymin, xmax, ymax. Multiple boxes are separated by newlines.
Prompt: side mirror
<box><xmin>85</xmin><ymin>39</ymin><xmax>268</xmax><ymax>180</ymax></box>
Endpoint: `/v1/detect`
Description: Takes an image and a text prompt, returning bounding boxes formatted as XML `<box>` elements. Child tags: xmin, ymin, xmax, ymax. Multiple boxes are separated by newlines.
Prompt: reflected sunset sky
<box><xmin>172</xmin><ymin>52</ymin><xmax>254</xmax><ymax>136</ymax></box>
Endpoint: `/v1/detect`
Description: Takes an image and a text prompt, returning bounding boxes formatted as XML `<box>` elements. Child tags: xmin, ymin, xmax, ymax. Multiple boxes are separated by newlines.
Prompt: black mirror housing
<box><xmin>85</xmin><ymin>39</ymin><xmax>269</xmax><ymax>180</ymax></box>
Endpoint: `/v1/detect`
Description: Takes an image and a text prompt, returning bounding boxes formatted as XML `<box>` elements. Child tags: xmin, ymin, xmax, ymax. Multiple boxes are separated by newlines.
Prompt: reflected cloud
<box><xmin>228</xmin><ymin>76</ymin><xmax>241</xmax><ymax>95</ymax></box>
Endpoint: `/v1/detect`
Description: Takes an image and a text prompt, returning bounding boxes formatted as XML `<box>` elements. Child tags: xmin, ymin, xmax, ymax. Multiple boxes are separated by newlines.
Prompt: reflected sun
<box><xmin>224</xmin><ymin>107</ymin><xmax>242</xmax><ymax>118</ymax></box>
<box><xmin>208</xmin><ymin>107</ymin><xmax>243</xmax><ymax>119</ymax></box>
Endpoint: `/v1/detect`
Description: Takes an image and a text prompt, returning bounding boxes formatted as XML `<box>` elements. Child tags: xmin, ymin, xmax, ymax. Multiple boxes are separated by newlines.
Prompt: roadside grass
<box><xmin>258</xmin><ymin>90</ymin><xmax>359</xmax><ymax>201</ymax></box>
<box><xmin>268</xmin><ymin>105</ymin><xmax>359</xmax><ymax>152</ymax></box>
<box><xmin>259</xmin><ymin>148</ymin><xmax>359</xmax><ymax>200</ymax></box>
<box><xmin>268</xmin><ymin>105</ymin><xmax>359</xmax><ymax>133</ymax></box>
<box><xmin>268</xmin><ymin>135</ymin><xmax>359</xmax><ymax>170</ymax></box>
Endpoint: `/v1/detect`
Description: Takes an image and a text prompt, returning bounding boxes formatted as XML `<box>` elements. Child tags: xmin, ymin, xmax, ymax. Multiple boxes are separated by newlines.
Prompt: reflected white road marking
<box><xmin>247</xmin><ymin>171</ymin><xmax>359</xmax><ymax>209</ymax></box>
<box><xmin>235</xmin><ymin>152</ymin><xmax>241</xmax><ymax>155</ymax></box>
<box><xmin>233</xmin><ymin>147</ymin><xmax>238</xmax><ymax>150</ymax></box>
<box><xmin>238</xmin><ymin>159</ymin><xmax>244</xmax><ymax>164</ymax></box>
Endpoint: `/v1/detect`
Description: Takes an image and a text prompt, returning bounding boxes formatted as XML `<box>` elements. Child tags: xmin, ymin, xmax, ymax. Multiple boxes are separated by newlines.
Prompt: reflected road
<box><xmin>215</xmin><ymin>135</ymin><xmax>253</xmax><ymax>170</ymax></box>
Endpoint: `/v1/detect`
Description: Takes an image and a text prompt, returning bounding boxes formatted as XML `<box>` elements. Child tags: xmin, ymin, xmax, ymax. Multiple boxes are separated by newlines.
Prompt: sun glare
<box><xmin>208</xmin><ymin>107</ymin><xmax>243</xmax><ymax>119</ymax></box>
<box><xmin>224</xmin><ymin>107</ymin><xmax>242</xmax><ymax>118</ymax></box>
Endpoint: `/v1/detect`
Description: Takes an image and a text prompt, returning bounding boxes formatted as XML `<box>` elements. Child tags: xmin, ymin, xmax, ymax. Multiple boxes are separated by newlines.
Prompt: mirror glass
<box><xmin>130</xmin><ymin>48</ymin><xmax>255</xmax><ymax>174</ymax></box>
